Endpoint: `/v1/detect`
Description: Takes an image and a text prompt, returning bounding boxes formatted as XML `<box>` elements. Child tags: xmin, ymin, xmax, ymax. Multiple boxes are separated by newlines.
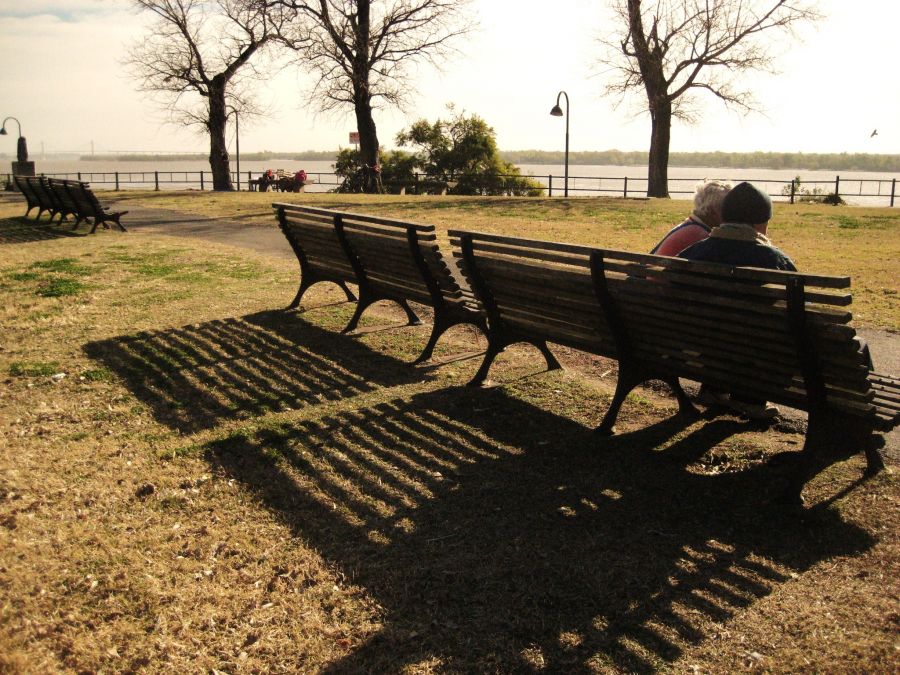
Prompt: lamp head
<box><xmin>0</xmin><ymin>127</ymin><xmax>7</xmax><ymax>135</ymax></box>
<box><xmin>549</xmin><ymin>105</ymin><xmax>563</xmax><ymax>117</ymax></box>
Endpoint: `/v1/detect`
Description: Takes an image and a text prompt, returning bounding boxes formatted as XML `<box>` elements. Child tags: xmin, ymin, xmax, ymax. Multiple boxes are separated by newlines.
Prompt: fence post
<box><xmin>77</xmin><ymin>172</ymin><xmax>82</xmax><ymax>182</ymax></box>
<box><xmin>548</xmin><ymin>175</ymin><xmax>553</xmax><ymax>197</ymax></box>
<box><xmin>834</xmin><ymin>175</ymin><xmax>840</xmax><ymax>199</ymax></box>
<box><xmin>790</xmin><ymin>178</ymin><xmax>796</xmax><ymax>204</ymax></box>
<box><xmin>115</xmin><ymin>171</ymin><xmax>119</xmax><ymax>191</ymax></box>
<box><xmin>200</xmin><ymin>171</ymin><xmax>204</xmax><ymax>191</ymax></box>
<box><xmin>154</xmin><ymin>171</ymin><xmax>159</xmax><ymax>191</ymax></box>
<box><xmin>624</xmin><ymin>176</ymin><xmax>628</xmax><ymax>199</ymax></box>
<box><xmin>891</xmin><ymin>178</ymin><xmax>896</xmax><ymax>208</ymax></box>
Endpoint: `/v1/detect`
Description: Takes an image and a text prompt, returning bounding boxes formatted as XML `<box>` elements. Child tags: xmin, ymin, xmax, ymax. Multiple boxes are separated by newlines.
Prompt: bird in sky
<box><xmin>870</xmin><ymin>129</ymin><xmax>878</xmax><ymax>137</ymax></box>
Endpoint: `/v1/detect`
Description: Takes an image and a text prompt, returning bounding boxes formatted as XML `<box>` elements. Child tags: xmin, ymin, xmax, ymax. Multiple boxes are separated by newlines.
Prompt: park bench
<box><xmin>13</xmin><ymin>177</ymin><xmax>126</xmax><ymax>233</ymax></box>
<box><xmin>64</xmin><ymin>181</ymin><xmax>128</xmax><ymax>233</ymax></box>
<box><xmin>274</xmin><ymin>203</ymin><xmax>486</xmax><ymax>363</ymax></box>
<box><xmin>449</xmin><ymin>229</ymin><xmax>899</xmax><ymax>502</ymax></box>
<box><xmin>13</xmin><ymin>175</ymin><xmax>43</xmax><ymax>219</ymax></box>
<box><xmin>48</xmin><ymin>178</ymin><xmax>83</xmax><ymax>226</ymax></box>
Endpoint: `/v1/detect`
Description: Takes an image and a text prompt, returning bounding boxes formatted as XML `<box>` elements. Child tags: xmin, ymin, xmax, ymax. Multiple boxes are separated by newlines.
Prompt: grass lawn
<box><xmin>0</xmin><ymin>194</ymin><xmax>898</xmax><ymax>673</ymax></box>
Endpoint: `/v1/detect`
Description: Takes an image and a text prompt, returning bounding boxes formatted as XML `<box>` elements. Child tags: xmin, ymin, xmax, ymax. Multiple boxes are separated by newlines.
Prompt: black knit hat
<box><xmin>721</xmin><ymin>182</ymin><xmax>772</xmax><ymax>224</ymax></box>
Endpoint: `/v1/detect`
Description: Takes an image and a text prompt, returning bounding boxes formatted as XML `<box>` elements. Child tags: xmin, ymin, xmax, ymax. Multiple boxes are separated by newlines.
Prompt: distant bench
<box><xmin>14</xmin><ymin>176</ymin><xmax>127</xmax><ymax>233</ymax></box>
<box><xmin>448</xmin><ymin>229</ymin><xmax>898</xmax><ymax>502</ymax></box>
<box><xmin>273</xmin><ymin>203</ymin><xmax>486</xmax><ymax>363</ymax></box>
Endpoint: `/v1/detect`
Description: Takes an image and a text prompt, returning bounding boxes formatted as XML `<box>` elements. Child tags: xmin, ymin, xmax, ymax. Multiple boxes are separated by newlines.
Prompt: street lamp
<box><xmin>226</xmin><ymin>108</ymin><xmax>240</xmax><ymax>191</ymax></box>
<box><xmin>1</xmin><ymin>116</ymin><xmax>28</xmax><ymax>163</ymax></box>
<box><xmin>549</xmin><ymin>91</ymin><xmax>569</xmax><ymax>197</ymax></box>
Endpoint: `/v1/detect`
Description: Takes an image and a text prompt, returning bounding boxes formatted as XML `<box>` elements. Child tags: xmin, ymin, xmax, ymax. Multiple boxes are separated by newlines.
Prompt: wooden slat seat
<box><xmin>450</xmin><ymin>229</ymin><xmax>897</xmax><ymax>504</ymax></box>
<box><xmin>274</xmin><ymin>204</ymin><xmax>486</xmax><ymax>363</ymax></box>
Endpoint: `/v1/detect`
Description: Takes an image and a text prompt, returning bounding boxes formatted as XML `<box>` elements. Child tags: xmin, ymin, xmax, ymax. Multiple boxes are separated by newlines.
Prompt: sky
<box><xmin>0</xmin><ymin>0</ymin><xmax>898</xmax><ymax>157</ymax></box>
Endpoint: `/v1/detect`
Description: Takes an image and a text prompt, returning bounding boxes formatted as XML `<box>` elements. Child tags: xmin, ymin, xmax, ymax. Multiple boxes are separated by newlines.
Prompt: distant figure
<box><xmin>870</xmin><ymin>129</ymin><xmax>878</xmax><ymax>138</ymax></box>
<box><xmin>258</xmin><ymin>169</ymin><xmax>275</xmax><ymax>192</ymax></box>
<box><xmin>650</xmin><ymin>180</ymin><xmax>731</xmax><ymax>257</ymax></box>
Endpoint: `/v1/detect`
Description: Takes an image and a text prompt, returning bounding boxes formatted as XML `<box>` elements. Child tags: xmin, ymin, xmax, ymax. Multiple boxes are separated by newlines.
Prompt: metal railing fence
<box><xmin>4</xmin><ymin>169</ymin><xmax>897</xmax><ymax>206</ymax></box>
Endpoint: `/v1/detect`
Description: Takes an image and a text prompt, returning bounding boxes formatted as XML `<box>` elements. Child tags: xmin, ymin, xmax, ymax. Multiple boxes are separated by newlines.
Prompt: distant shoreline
<box><xmin>3</xmin><ymin>150</ymin><xmax>898</xmax><ymax>172</ymax></box>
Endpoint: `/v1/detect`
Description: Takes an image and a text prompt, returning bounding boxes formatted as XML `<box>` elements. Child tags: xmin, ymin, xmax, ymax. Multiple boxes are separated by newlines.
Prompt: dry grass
<box><xmin>0</xmin><ymin>196</ymin><xmax>898</xmax><ymax>673</ymax></box>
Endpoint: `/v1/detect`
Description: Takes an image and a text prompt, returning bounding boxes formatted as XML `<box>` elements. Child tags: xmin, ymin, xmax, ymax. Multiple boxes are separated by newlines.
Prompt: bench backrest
<box><xmin>601</xmin><ymin>249</ymin><xmax>872</xmax><ymax>418</ymax></box>
<box><xmin>449</xmin><ymin>230</ymin><xmax>616</xmax><ymax>355</ymax></box>
<box><xmin>27</xmin><ymin>177</ymin><xmax>56</xmax><ymax>211</ymax></box>
<box><xmin>451</xmin><ymin>230</ymin><xmax>876</xmax><ymax>420</ymax></box>
<box><xmin>338</xmin><ymin>209</ymin><xmax>477</xmax><ymax>310</ymax></box>
<box><xmin>66</xmin><ymin>182</ymin><xmax>101</xmax><ymax>218</ymax></box>
<box><xmin>274</xmin><ymin>204</ymin><xmax>357</xmax><ymax>286</ymax></box>
<box><xmin>49</xmin><ymin>178</ymin><xmax>81</xmax><ymax>215</ymax></box>
<box><xmin>275</xmin><ymin>204</ymin><xmax>479</xmax><ymax>312</ymax></box>
<box><xmin>14</xmin><ymin>175</ymin><xmax>40</xmax><ymax>207</ymax></box>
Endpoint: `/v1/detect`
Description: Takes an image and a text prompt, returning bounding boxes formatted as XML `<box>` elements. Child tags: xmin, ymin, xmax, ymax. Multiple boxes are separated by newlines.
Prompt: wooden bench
<box><xmin>449</xmin><ymin>229</ymin><xmax>899</xmax><ymax>502</ymax></box>
<box><xmin>274</xmin><ymin>204</ymin><xmax>485</xmax><ymax>363</ymax></box>
<box><xmin>64</xmin><ymin>181</ymin><xmax>128</xmax><ymax>233</ymax></box>
<box><xmin>14</xmin><ymin>177</ymin><xmax>127</xmax><ymax>233</ymax></box>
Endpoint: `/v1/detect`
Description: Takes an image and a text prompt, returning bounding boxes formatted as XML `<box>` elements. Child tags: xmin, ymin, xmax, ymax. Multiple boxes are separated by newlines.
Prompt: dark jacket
<box><xmin>678</xmin><ymin>227</ymin><xmax>796</xmax><ymax>272</ymax></box>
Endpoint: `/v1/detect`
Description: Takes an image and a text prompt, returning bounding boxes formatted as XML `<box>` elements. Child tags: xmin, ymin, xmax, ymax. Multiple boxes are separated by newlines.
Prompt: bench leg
<box><xmin>288</xmin><ymin>278</ymin><xmax>316</xmax><ymax>310</ymax></box>
<box><xmin>596</xmin><ymin>369</ymin><xmax>638</xmax><ymax>436</ymax></box>
<box><xmin>398</xmin><ymin>299</ymin><xmax>422</xmax><ymax>326</ymax></box>
<box><xmin>414</xmin><ymin>317</ymin><xmax>450</xmax><ymax>364</ymax></box>
<box><xmin>413</xmin><ymin>311</ymin><xmax>488</xmax><ymax>365</ymax></box>
<box><xmin>665</xmin><ymin>377</ymin><xmax>700</xmax><ymax>418</ymax></box>
<box><xmin>342</xmin><ymin>289</ymin><xmax>376</xmax><ymax>333</ymax></box>
<box><xmin>467</xmin><ymin>338</ymin><xmax>506</xmax><ymax>387</ymax></box>
<box><xmin>338</xmin><ymin>281</ymin><xmax>357</xmax><ymax>303</ymax></box>
<box><xmin>781</xmin><ymin>409</ymin><xmax>886</xmax><ymax>505</ymax></box>
<box><xmin>538</xmin><ymin>341</ymin><xmax>561</xmax><ymax>372</ymax></box>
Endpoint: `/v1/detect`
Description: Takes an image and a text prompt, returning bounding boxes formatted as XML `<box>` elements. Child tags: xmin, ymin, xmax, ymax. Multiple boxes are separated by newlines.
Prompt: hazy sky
<box><xmin>1</xmin><ymin>0</ymin><xmax>898</xmax><ymax>157</ymax></box>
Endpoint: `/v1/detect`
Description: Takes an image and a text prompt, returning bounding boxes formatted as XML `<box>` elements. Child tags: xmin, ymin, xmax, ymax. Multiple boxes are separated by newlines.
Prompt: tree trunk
<box><xmin>208</xmin><ymin>77</ymin><xmax>234</xmax><ymax>191</ymax></box>
<box><xmin>647</xmin><ymin>100</ymin><xmax>671</xmax><ymax>198</ymax></box>
<box><xmin>352</xmin><ymin>0</ymin><xmax>381</xmax><ymax>193</ymax></box>
<box><xmin>354</xmin><ymin>96</ymin><xmax>381</xmax><ymax>193</ymax></box>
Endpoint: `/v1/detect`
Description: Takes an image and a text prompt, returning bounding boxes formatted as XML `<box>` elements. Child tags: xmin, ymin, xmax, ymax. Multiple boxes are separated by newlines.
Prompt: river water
<box><xmin>8</xmin><ymin>158</ymin><xmax>898</xmax><ymax>206</ymax></box>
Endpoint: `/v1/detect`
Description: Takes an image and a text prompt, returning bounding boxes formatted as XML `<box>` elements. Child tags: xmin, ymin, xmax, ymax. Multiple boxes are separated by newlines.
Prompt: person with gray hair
<box><xmin>650</xmin><ymin>179</ymin><xmax>732</xmax><ymax>257</ymax></box>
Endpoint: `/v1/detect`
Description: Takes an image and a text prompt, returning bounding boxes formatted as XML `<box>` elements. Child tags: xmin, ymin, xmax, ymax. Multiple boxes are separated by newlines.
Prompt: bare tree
<box><xmin>273</xmin><ymin>0</ymin><xmax>472</xmax><ymax>192</ymax></box>
<box><xmin>127</xmin><ymin>0</ymin><xmax>285</xmax><ymax>190</ymax></box>
<box><xmin>600</xmin><ymin>0</ymin><xmax>820</xmax><ymax>197</ymax></box>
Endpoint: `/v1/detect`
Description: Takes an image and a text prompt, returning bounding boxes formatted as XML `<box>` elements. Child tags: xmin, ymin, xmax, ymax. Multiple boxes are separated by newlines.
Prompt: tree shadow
<box><xmin>0</xmin><ymin>217</ymin><xmax>84</xmax><ymax>244</ymax></box>
<box><xmin>83</xmin><ymin>310</ymin><xmax>422</xmax><ymax>433</ymax></box>
<box><xmin>203</xmin><ymin>386</ymin><xmax>874</xmax><ymax>673</ymax></box>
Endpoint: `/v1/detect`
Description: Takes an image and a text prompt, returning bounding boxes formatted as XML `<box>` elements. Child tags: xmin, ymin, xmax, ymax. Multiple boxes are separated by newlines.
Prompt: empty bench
<box><xmin>13</xmin><ymin>176</ymin><xmax>127</xmax><ymax>232</ymax></box>
<box><xmin>449</xmin><ymin>229</ymin><xmax>899</xmax><ymax>502</ymax></box>
<box><xmin>274</xmin><ymin>204</ymin><xmax>485</xmax><ymax>363</ymax></box>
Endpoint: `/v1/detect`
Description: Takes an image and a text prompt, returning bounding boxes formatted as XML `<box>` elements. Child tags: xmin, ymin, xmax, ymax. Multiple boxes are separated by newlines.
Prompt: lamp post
<box><xmin>226</xmin><ymin>108</ymin><xmax>240</xmax><ymax>191</ymax></box>
<box><xmin>549</xmin><ymin>91</ymin><xmax>569</xmax><ymax>197</ymax></box>
<box><xmin>1</xmin><ymin>116</ymin><xmax>28</xmax><ymax>163</ymax></box>
<box><xmin>2</xmin><ymin>116</ymin><xmax>34</xmax><ymax>181</ymax></box>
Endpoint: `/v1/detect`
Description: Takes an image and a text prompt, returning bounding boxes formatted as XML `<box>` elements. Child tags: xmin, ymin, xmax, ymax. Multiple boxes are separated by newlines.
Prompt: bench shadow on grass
<box><xmin>203</xmin><ymin>386</ymin><xmax>874</xmax><ymax>673</ymax></box>
<box><xmin>0</xmin><ymin>217</ymin><xmax>85</xmax><ymax>244</ymax></box>
<box><xmin>83</xmin><ymin>310</ymin><xmax>421</xmax><ymax>434</ymax></box>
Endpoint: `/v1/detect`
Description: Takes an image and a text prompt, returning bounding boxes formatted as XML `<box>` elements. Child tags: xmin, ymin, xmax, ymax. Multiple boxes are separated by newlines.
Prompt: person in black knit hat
<box><xmin>678</xmin><ymin>181</ymin><xmax>796</xmax><ymax>272</ymax></box>
<box><xmin>678</xmin><ymin>181</ymin><xmax>796</xmax><ymax>420</ymax></box>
